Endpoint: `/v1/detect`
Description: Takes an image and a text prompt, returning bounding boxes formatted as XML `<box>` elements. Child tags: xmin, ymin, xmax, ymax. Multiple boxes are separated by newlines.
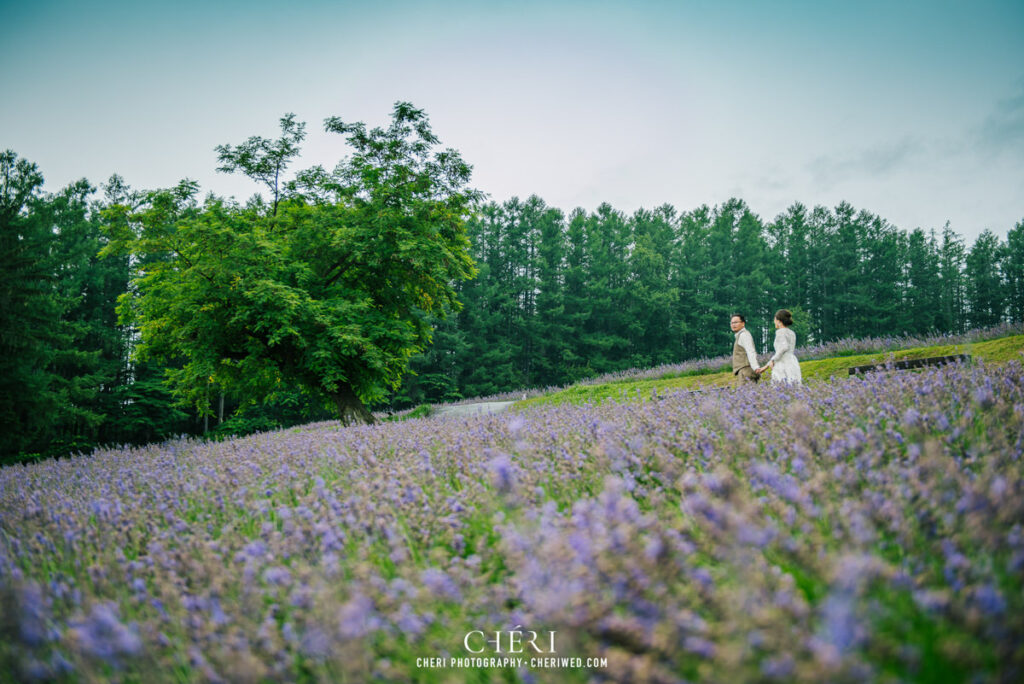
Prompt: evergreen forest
<box><xmin>398</xmin><ymin>195</ymin><xmax>1024</xmax><ymax>405</ymax></box>
<box><xmin>3</xmin><ymin>146</ymin><xmax>1023</xmax><ymax>465</ymax></box>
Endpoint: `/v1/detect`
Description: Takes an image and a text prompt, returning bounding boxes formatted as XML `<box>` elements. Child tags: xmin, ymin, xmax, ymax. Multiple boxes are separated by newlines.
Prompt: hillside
<box><xmin>2</xmin><ymin>331</ymin><xmax>1023</xmax><ymax>682</ymax></box>
<box><xmin>515</xmin><ymin>333</ymin><xmax>1024</xmax><ymax>409</ymax></box>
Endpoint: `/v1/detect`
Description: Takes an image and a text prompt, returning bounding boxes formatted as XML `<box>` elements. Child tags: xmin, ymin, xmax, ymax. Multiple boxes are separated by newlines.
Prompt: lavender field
<box><xmin>2</xmin><ymin>358</ymin><xmax>1023</xmax><ymax>682</ymax></box>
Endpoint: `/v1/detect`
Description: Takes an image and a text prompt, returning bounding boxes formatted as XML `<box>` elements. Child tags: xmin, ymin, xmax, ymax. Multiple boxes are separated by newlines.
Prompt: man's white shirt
<box><xmin>735</xmin><ymin>328</ymin><xmax>759</xmax><ymax>369</ymax></box>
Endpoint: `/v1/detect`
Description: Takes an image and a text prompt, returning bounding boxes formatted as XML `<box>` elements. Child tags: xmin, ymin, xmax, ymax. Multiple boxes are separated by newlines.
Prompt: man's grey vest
<box><xmin>732</xmin><ymin>333</ymin><xmax>751</xmax><ymax>374</ymax></box>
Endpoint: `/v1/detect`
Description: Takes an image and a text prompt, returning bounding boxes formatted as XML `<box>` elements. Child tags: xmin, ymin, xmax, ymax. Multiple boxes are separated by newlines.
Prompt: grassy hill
<box><xmin>515</xmin><ymin>334</ymin><xmax>1024</xmax><ymax>409</ymax></box>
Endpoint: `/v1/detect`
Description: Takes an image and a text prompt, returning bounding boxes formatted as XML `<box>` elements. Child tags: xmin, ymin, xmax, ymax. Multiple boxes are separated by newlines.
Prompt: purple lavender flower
<box><xmin>972</xmin><ymin>584</ymin><xmax>1006</xmax><ymax>615</ymax></box>
<box><xmin>337</xmin><ymin>594</ymin><xmax>377</xmax><ymax>639</ymax></box>
<box><xmin>689</xmin><ymin>567</ymin><xmax>714</xmax><ymax>589</ymax></box>
<box><xmin>17</xmin><ymin>581</ymin><xmax>47</xmax><ymax>646</ymax></box>
<box><xmin>301</xmin><ymin>626</ymin><xmax>332</xmax><ymax>660</ymax></box>
<box><xmin>70</xmin><ymin>602</ymin><xmax>142</xmax><ymax>663</ymax></box>
<box><xmin>262</xmin><ymin>566</ymin><xmax>291</xmax><ymax>586</ymax></box>
<box><xmin>2</xmin><ymin>336</ymin><xmax>1022</xmax><ymax>681</ymax></box>
<box><xmin>244</xmin><ymin>540</ymin><xmax>267</xmax><ymax>558</ymax></box>
<box><xmin>818</xmin><ymin>590</ymin><xmax>860</xmax><ymax>654</ymax></box>
<box><xmin>901</xmin><ymin>408</ymin><xmax>922</xmax><ymax>429</ymax></box>
<box><xmin>485</xmin><ymin>451</ymin><xmax>515</xmax><ymax>493</ymax></box>
<box><xmin>683</xmin><ymin>635</ymin><xmax>716</xmax><ymax>658</ymax></box>
<box><xmin>761</xmin><ymin>654</ymin><xmax>795</xmax><ymax>678</ymax></box>
<box><xmin>420</xmin><ymin>567</ymin><xmax>461</xmax><ymax>600</ymax></box>
<box><xmin>973</xmin><ymin>383</ymin><xmax>996</xmax><ymax>409</ymax></box>
<box><xmin>736</xmin><ymin>522</ymin><xmax>777</xmax><ymax>548</ymax></box>
<box><xmin>394</xmin><ymin>602</ymin><xmax>427</xmax><ymax>635</ymax></box>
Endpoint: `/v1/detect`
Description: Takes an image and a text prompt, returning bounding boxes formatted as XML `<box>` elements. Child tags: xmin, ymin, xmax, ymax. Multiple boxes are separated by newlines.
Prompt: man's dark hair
<box><xmin>731</xmin><ymin>313</ymin><xmax>746</xmax><ymax>323</ymax></box>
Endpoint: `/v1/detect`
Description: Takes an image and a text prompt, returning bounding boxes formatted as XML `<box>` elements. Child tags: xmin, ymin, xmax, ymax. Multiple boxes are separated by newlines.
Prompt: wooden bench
<box><xmin>848</xmin><ymin>354</ymin><xmax>971</xmax><ymax>375</ymax></box>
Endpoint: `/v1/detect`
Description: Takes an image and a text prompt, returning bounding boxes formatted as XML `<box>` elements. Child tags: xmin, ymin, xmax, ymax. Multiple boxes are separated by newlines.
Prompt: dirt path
<box><xmin>433</xmin><ymin>401</ymin><xmax>516</xmax><ymax>418</ymax></box>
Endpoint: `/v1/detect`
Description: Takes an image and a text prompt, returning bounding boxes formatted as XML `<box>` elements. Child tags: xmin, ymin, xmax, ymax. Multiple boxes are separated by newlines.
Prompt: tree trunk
<box><xmin>331</xmin><ymin>382</ymin><xmax>377</xmax><ymax>427</ymax></box>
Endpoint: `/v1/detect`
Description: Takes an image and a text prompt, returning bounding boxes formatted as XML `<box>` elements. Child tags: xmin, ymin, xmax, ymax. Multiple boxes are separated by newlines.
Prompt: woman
<box><xmin>757</xmin><ymin>309</ymin><xmax>802</xmax><ymax>385</ymax></box>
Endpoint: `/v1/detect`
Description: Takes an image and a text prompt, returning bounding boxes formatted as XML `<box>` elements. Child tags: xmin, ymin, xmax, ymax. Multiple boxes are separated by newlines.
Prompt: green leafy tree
<box><xmin>215</xmin><ymin>113</ymin><xmax>306</xmax><ymax>216</ymax></box>
<box><xmin>106</xmin><ymin>103</ymin><xmax>478</xmax><ymax>426</ymax></box>
<box><xmin>98</xmin><ymin>175</ymin><xmax>198</xmax><ymax>445</ymax></box>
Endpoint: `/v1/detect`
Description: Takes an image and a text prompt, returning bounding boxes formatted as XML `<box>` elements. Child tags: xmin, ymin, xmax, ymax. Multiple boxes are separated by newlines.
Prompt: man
<box><xmin>730</xmin><ymin>314</ymin><xmax>760</xmax><ymax>384</ymax></box>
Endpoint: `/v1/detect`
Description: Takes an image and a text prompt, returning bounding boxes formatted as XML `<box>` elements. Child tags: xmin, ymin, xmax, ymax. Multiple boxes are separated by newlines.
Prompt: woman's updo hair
<box><xmin>775</xmin><ymin>309</ymin><xmax>794</xmax><ymax>327</ymax></box>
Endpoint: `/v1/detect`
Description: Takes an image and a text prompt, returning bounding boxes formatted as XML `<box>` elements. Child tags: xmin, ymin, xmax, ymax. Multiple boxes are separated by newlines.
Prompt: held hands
<box><xmin>755</xmin><ymin>361</ymin><xmax>773</xmax><ymax>375</ymax></box>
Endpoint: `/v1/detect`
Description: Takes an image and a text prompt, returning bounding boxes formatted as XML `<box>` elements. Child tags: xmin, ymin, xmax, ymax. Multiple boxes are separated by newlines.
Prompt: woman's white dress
<box><xmin>769</xmin><ymin>327</ymin><xmax>802</xmax><ymax>385</ymax></box>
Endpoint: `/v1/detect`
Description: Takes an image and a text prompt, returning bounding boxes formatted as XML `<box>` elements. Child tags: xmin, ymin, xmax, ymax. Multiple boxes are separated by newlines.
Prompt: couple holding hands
<box><xmin>730</xmin><ymin>310</ymin><xmax>802</xmax><ymax>386</ymax></box>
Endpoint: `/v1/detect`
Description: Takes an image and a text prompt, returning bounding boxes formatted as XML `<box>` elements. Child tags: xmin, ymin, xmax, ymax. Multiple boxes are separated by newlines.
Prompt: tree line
<box><xmin>395</xmin><ymin>195</ymin><xmax>1024</xmax><ymax>405</ymax></box>
<box><xmin>2</xmin><ymin>124</ymin><xmax>1023</xmax><ymax>463</ymax></box>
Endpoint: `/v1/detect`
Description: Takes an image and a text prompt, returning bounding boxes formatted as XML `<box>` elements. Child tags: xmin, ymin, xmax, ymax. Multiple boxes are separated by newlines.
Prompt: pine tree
<box><xmin>965</xmin><ymin>229</ymin><xmax>1005</xmax><ymax>328</ymax></box>
<box><xmin>459</xmin><ymin>205</ymin><xmax>518</xmax><ymax>397</ymax></box>
<box><xmin>561</xmin><ymin>208</ymin><xmax>592</xmax><ymax>381</ymax></box>
<box><xmin>43</xmin><ymin>179</ymin><xmax>123</xmax><ymax>455</ymax></box>
<box><xmin>938</xmin><ymin>224</ymin><xmax>968</xmax><ymax>333</ymax></box>
<box><xmin>730</xmin><ymin>200</ymin><xmax>771</xmax><ymax>349</ymax></box>
<box><xmin>533</xmin><ymin>199</ymin><xmax>570</xmax><ymax>386</ymax></box>
<box><xmin>904</xmin><ymin>228</ymin><xmax>942</xmax><ymax>334</ymax></box>
<box><xmin>768</xmin><ymin>203</ymin><xmax>813</xmax><ymax>331</ymax></box>
<box><xmin>583</xmin><ymin>204</ymin><xmax>631</xmax><ymax>373</ymax></box>
<box><xmin>805</xmin><ymin>205</ymin><xmax>837</xmax><ymax>341</ymax></box>
<box><xmin>0</xmin><ymin>152</ymin><xmax>62</xmax><ymax>461</ymax></box>
<box><xmin>859</xmin><ymin>212</ymin><xmax>904</xmax><ymax>337</ymax></box>
<box><xmin>1002</xmin><ymin>219</ymin><xmax>1024</xmax><ymax>324</ymax></box>
<box><xmin>627</xmin><ymin>205</ymin><xmax>679</xmax><ymax>367</ymax></box>
<box><xmin>676</xmin><ymin>205</ymin><xmax>718</xmax><ymax>358</ymax></box>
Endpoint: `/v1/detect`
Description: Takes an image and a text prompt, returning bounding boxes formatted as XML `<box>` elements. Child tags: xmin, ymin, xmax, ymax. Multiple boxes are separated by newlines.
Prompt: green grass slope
<box><xmin>515</xmin><ymin>333</ymin><xmax>1024</xmax><ymax>409</ymax></box>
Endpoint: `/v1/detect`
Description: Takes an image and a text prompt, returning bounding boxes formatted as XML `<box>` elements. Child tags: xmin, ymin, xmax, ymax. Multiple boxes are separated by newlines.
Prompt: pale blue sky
<box><xmin>2</xmin><ymin>0</ymin><xmax>1022</xmax><ymax>239</ymax></box>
